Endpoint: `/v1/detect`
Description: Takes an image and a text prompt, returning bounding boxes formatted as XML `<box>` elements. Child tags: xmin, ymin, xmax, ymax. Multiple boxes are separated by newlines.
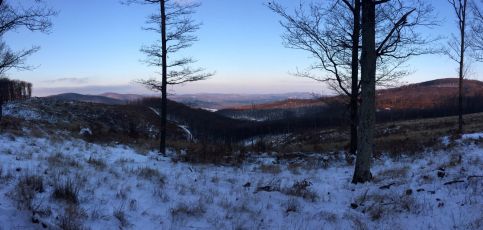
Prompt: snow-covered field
<box><xmin>0</xmin><ymin>133</ymin><xmax>481</xmax><ymax>229</ymax></box>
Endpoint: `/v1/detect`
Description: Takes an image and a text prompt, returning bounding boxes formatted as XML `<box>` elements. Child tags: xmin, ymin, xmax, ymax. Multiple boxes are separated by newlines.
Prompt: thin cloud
<box><xmin>42</xmin><ymin>77</ymin><xmax>89</xmax><ymax>84</ymax></box>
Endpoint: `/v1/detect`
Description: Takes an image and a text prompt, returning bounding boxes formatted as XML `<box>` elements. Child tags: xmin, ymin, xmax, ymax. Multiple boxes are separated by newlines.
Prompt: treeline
<box><xmin>0</xmin><ymin>78</ymin><xmax>32</xmax><ymax>120</ymax></box>
<box><xmin>0</xmin><ymin>79</ymin><xmax>32</xmax><ymax>102</ymax></box>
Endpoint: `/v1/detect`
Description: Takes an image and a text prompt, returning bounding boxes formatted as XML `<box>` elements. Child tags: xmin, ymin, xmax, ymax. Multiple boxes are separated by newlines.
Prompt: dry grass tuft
<box><xmin>354</xmin><ymin>192</ymin><xmax>421</xmax><ymax>221</ymax></box>
<box><xmin>284</xmin><ymin>179</ymin><xmax>318</xmax><ymax>202</ymax></box>
<box><xmin>12</xmin><ymin>173</ymin><xmax>44</xmax><ymax>210</ymax></box>
<box><xmin>114</xmin><ymin>206</ymin><xmax>130</xmax><ymax>227</ymax></box>
<box><xmin>53</xmin><ymin>178</ymin><xmax>80</xmax><ymax>205</ymax></box>
<box><xmin>47</xmin><ymin>152</ymin><xmax>81</xmax><ymax>169</ymax></box>
<box><xmin>283</xmin><ymin>198</ymin><xmax>300</xmax><ymax>213</ymax></box>
<box><xmin>259</xmin><ymin>164</ymin><xmax>282</xmax><ymax>174</ymax></box>
<box><xmin>57</xmin><ymin>205</ymin><xmax>87</xmax><ymax>230</ymax></box>
<box><xmin>374</xmin><ymin>166</ymin><xmax>409</xmax><ymax>183</ymax></box>
<box><xmin>87</xmin><ymin>156</ymin><xmax>107</xmax><ymax>170</ymax></box>
<box><xmin>170</xmin><ymin>200</ymin><xmax>206</xmax><ymax>218</ymax></box>
<box><xmin>136</xmin><ymin>166</ymin><xmax>166</xmax><ymax>186</ymax></box>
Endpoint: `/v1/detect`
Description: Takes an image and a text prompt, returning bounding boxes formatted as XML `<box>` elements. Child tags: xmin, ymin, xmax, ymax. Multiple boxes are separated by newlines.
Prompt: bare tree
<box><xmin>0</xmin><ymin>0</ymin><xmax>55</xmax><ymax>75</ymax></box>
<box><xmin>268</xmin><ymin>0</ymin><xmax>436</xmax><ymax>168</ymax></box>
<box><xmin>127</xmin><ymin>0</ymin><xmax>212</xmax><ymax>155</ymax></box>
<box><xmin>446</xmin><ymin>0</ymin><xmax>469</xmax><ymax>135</ymax></box>
<box><xmin>268</xmin><ymin>1</ymin><xmax>362</xmax><ymax>156</ymax></box>
<box><xmin>471</xmin><ymin>0</ymin><xmax>483</xmax><ymax>60</ymax></box>
<box><xmin>354</xmin><ymin>0</ymin><xmax>438</xmax><ymax>183</ymax></box>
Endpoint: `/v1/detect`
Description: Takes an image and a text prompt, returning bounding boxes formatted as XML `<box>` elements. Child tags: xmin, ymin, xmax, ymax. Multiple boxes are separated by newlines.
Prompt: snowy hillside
<box><xmin>0</xmin><ymin>133</ymin><xmax>481</xmax><ymax>229</ymax></box>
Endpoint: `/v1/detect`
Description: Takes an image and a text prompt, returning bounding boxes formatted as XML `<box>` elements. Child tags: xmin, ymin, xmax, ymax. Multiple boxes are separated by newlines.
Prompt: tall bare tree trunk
<box><xmin>160</xmin><ymin>0</ymin><xmax>168</xmax><ymax>155</ymax></box>
<box><xmin>349</xmin><ymin>0</ymin><xmax>361</xmax><ymax>156</ymax></box>
<box><xmin>352</xmin><ymin>0</ymin><xmax>376</xmax><ymax>184</ymax></box>
<box><xmin>458</xmin><ymin>0</ymin><xmax>467</xmax><ymax>135</ymax></box>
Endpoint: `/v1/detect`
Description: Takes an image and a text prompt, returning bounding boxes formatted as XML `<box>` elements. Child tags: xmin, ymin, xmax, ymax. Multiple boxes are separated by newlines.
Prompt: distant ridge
<box><xmin>47</xmin><ymin>93</ymin><xmax>124</xmax><ymax>105</ymax></box>
<box><xmin>221</xmin><ymin>78</ymin><xmax>483</xmax><ymax>112</ymax></box>
<box><xmin>406</xmin><ymin>78</ymin><xmax>483</xmax><ymax>88</ymax></box>
<box><xmin>44</xmin><ymin>92</ymin><xmax>315</xmax><ymax>108</ymax></box>
<box><xmin>170</xmin><ymin>92</ymin><xmax>316</xmax><ymax>109</ymax></box>
<box><xmin>100</xmin><ymin>92</ymin><xmax>146</xmax><ymax>102</ymax></box>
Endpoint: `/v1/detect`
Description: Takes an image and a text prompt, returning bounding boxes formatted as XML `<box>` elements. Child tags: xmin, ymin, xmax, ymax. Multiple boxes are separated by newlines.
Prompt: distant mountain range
<box><xmin>47</xmin><ymin>93</ymin><xmax>126</xmax><ymax>105</ymax></box>
<box><xmin>44</xmin><ymin>92</ymin><xmax>317</xmax><ymax>109</ymax></box>
<box><xmin>169</xmin><ymin>92</ymin><xmax>316</xmax><ymax>110</ymax></box>
<box><xmin>221</xmin><ymin>78</ymin><xmax>483</xmax><ymax>111</ymax></box>
<box><xmin>43</xmin><ymin>78</ymin><xmax>483</xmax><ymax>115</ymax></box>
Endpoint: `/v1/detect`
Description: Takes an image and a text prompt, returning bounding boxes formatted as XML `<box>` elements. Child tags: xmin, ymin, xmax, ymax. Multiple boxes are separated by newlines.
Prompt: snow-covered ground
<box><xmin>0</xmin><ymin>134</ymin><xmax>481</xmax><ymax>229</ymax></box>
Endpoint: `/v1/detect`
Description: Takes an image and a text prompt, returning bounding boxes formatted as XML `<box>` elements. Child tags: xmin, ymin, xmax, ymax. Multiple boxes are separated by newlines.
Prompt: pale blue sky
<box><xmin>4</xmin><ymin>0</ymin><xmax>482</xmax><ymax>96</ymax></box>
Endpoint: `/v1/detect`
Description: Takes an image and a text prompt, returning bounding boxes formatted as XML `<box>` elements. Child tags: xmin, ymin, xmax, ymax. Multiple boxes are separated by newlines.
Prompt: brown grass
<box><xmin>12</xmin><ymin>173</ymin><xmax>44</xmax><ymax>210</ymax></box>
<box><xmin>272</xmin><ymin>113</ymin><xmax>483</xmax><ymax>156</ymax></box>
<box><xmin>52</xmin><ymin>178</ymin><xmax>80</xmax><ymax>205</ymax></box>
<box><xmin>259</xmin><ymin>164</ymin><xmax>282</xmax><ymax>174</ymax></box>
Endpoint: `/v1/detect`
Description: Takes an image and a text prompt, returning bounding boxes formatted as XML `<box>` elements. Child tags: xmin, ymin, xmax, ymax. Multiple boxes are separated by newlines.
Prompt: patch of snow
<box><xmin>441</xmin><ymin>136</ymin><xmax>450</xmax><ymax>146</ymax></box>
<box><xmin>462</xmin><ymin>132</ymin><xmax>483</xmax><ymax>140</ymax></box>
<box><xmin>201</xmin><ymin>108</ymin><xmax>218</xmax><ymax>112</ymax></box>
<box><xmin>178</xmin><ymin>125</ymin><xmax>194</xmax><ymax>141</ymax></box>
<box><xmin>148</xmin><ymin>107</ymin><xmax>160</xmax><ymax>116</ymax></box>
<box><xmin>3</xmin><ymin>102</ymin><xmax>42</xmax><ymax>121</ymax></box>
<box><xmin>150</xmin><ymin>106</ymin><xmax>195</xmax><ymax>142</ymax></box>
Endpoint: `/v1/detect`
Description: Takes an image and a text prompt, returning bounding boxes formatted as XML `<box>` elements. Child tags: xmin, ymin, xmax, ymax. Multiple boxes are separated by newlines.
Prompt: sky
<box><xmin>4</xmin><ymin>0</ymin><xmax>483</xmax><ymax>96</ymax></box>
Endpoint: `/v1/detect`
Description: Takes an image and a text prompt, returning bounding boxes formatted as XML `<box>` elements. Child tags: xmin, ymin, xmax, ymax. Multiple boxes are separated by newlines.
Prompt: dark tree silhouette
<box><xmin>471</xmin><ymin>0</ymin><xmax>483</xmax><ymax>60</ymax></box>
<box><xmin>126</xmin><ymin>0</ymin><xmax>212</xmax><ymax>155</ymax></box>
<box><xmin>268</xmin><ymin>0</ymin><xmax>436</xmax><ymax>160</ymax></box>
<box><xmin>353</xmin><ymin>0</ymin><xmax>377</xmax><ymax>184</ymax></box>
<box><xmin>268</xmin><ymin>1</ymin><xmax>362</xmax><ymax>157</ymax></box>
<box><xmin>0</xmin><ymin>0</ymin><xmax>55</xmax><ymax>75</ymax></box>
<box><xmin>353</xmin><ymin>0</ymin><xmax>437</xmax><ymax>183</ymax></box>
<box><xmin>446</xmin><ymin>0</ymin><xmax>469</xmax><ymax>135</ymax></box>
<box><xmin>0</xmin><ymin>0</ymin><xmax>54</xmax><ymax>122</ymax></box>
<box><xmin>0</xmin><ymin>78</ymin><xmax>32</xmax><ymax>120</ymax></box>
